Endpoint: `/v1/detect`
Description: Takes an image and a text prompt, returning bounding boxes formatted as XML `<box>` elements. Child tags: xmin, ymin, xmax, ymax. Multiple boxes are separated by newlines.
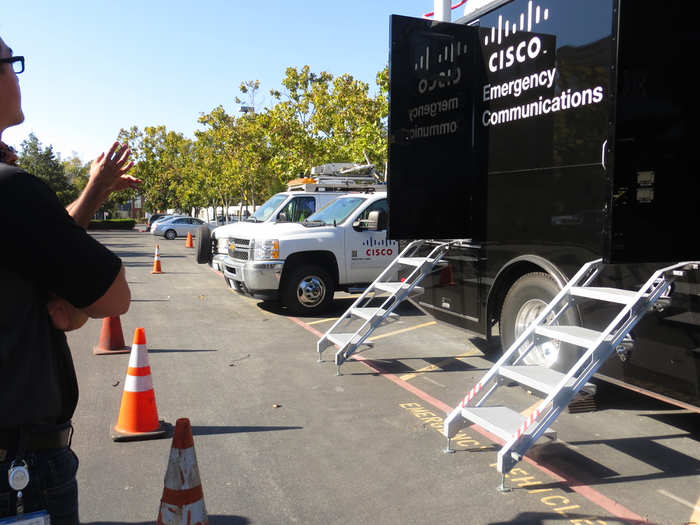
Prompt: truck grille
<box><xmin>229</xmin><ymin>238</ymin><xmax>251</xmax><ymax>260</ymax></box>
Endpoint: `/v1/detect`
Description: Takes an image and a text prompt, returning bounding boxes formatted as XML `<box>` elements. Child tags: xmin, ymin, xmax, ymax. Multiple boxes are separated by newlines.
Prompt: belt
<box><xmin>0</xmin><ymin>426</ymin><xmax>72</xmax><ymax>452</ymax></box>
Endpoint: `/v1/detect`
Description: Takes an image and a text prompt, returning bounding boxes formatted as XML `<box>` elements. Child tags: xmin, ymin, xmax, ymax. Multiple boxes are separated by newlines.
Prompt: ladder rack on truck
<box><xmin>286</xmin><ymin>163</ymin><xmax>385</xmax><ymax>193</ymax></box>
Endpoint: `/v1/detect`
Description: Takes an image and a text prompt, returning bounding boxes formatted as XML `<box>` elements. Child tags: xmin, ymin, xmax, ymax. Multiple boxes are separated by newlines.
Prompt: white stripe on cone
<box><xmin>165</xmin><ymin>448</ymin><xmax>200</xmax><ymax>491</ymax></box>
<box><xmin>128</xmin><ymin>343</ymin><xmax>150</xmax><ymax>368</ymax></box>
<box><xmin>124</xmin><ymin>374</ymin><xmax>154</xmax><ymax>393</ymax></box>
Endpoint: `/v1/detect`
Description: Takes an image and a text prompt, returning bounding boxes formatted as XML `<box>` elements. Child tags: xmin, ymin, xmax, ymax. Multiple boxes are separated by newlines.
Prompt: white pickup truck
<box><xmin>195</xmin><ymin>163</ymin><xmax>386</xmax><ymax>272</ymax></box>
<box><xmin>220</xmin><ymin>192</ymin><xmax>399</xmax><ymax>314</ymax></box>
<box><xmin>197</xmin><ymin>190</ymin><xmax>345</xmax><ymax>270</ymax></box>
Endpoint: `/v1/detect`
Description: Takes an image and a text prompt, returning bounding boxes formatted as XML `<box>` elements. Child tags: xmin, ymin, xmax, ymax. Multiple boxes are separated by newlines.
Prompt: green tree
<box><xmin>118</xmin><ymin>126</ymin><xmax>191</xmax><ymax>213</ymax></box>
<box><xmin>17</xmin><ymin>133</ymin><xmax>77</xmax><ymax>205</ymax></box>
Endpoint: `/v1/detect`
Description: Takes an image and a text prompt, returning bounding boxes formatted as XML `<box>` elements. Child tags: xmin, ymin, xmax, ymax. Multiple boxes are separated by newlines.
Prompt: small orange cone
<box><xmin>185</xmin><ymin>232</ymin><xmax>194</xmax><ymax>248</ymax></box>
<box><xmin>156</xmin><ymin>418</ymin><xmax>209</xmax><ymax>525</ymax></box>
<box><xmin>93</xmin><ymin>316</ymin><xmax>130</xmax><ymax>355</ymax></box>
<box><xmin>151</xmin><ymin>244</ymin><xmax>164</xmax><ymax>274</ymax></box>
<box><xmin>112</xmin><ymin>328</ymin><xmax>170</xmax><ymax>441</ymax></box>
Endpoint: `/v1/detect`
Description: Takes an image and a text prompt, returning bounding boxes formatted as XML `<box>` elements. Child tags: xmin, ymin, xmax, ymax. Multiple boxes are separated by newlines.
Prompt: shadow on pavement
<box><xmin>488</xmin><ymin>511</ymin><xmax>641</xmax><ymax>525</ymax></box>
<box><xmin>529</xmin><ymin>436</ymin><xmax>700</xmax><ymax>487</ymax></box>
<box><xmin>192</xmin><ymin>425</ymin><xmax>303</xmax><ymax>436</ymax></box>
<box><xmin>148</xmin><ymin>348</ymin><xmax>218</xmax><ymax>353</ymax></box>
<box><xmin>85</xmin><ymin>516</ymin><xmax>250</xmax><ymax>525</ymax></box>
<box><xmin>255</xmin><ymin>296</ymin><xmax>426</xmax><ymax>319</ymax></box>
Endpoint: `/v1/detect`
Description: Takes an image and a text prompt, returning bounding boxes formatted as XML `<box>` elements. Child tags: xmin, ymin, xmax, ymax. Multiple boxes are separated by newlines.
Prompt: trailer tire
<box><xmin>195</xmin><ymin>226</ymin><xmax>212</xmax><ymax>264</ymax></box>
<box><xmin>500</xmin><ymin>272</ymin><xmax>581</xmax><ymax>373</ymax></box>
<box><xmin>282</xmin><ymin>265</ymin><xmax>334</xmax><ymax>315</ymax></box>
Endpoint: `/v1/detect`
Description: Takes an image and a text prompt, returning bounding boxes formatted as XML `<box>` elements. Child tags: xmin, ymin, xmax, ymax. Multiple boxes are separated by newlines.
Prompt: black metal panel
<box><xmin>388</xmin><ymin>16</ymin><xmax>481</xmax><ymax>239</ymax></box>
<box><xmin>608</xmin><ymin>0</ymin><xmax>700</xmax><ymax>262</ymax></box>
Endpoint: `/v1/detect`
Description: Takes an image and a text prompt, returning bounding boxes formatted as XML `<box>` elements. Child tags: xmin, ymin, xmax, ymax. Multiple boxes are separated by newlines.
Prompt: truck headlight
<box><xmin>251</xmin><ymin>239</ymin><xmax>279</xmax><ymax>260</ymax></box>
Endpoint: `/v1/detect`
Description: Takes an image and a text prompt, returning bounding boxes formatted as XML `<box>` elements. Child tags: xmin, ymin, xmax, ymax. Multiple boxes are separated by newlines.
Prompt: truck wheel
<box><xmin>499</xmin><ymin>272</ymin><xmax>581</xmax><ymax>372</ymax></box>
<box><xmin>282</xmin><ymin>265</ymin><xmax>334</xmax><ymax>315</ymax></box>
<box><xmin>165</xmin><ymin>229</ymin><xmax>177</xmax><ymax>240</ymax></box>
<box><xmin>196</xmin><ymin>226</ymin><xmax>212</xmax><ymax>264</ymax></box>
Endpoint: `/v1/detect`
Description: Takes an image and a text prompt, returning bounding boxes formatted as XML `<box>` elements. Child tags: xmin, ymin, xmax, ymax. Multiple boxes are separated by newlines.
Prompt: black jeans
<box><xmin>0</xmin><ymin>446</ymin><xmax>79</xmax><ymax>524</ymax></box>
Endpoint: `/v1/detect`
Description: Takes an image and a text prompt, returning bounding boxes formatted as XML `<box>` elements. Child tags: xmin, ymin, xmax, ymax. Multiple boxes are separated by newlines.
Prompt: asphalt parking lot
<box><xmin>68</xmin><ymin>230</ymin><xmax>699</xmax><ymax>524</ymax></box>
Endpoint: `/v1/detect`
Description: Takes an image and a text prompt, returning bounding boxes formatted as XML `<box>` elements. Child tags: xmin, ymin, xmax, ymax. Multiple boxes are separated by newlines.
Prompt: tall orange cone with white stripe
<box><xmin>152</xmin><ymin>244</ymin><xmax>164</xmax><ymax>274</ymax></box>
<box><xmin>112</xmin><ymin>327</ymin><xmax>170</xmax><ymax>441</ymax></box>
<box><xmin>157</xmin><ymin>418</ymin><xmax>208</xmax><ymax>525</ymax></box>
<box><xmin>185</xmin><ymin>232</ymin><xmax>193</xmax><ymax>248</ymax></box>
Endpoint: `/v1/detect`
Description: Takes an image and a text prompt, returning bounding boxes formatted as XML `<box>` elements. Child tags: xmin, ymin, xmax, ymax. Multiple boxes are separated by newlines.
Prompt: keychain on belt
<box><xmin>8</xmin><ymin>458</ymin><xmax>29</xmax><ymax>516</ymax></box>
<box><xmin>0</xmin><ymin>427</ymin><xmax>51</xmax><ymax>525</ymax></box>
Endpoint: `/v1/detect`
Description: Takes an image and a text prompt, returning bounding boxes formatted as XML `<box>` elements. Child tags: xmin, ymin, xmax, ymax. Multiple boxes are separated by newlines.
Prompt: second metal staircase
<box><xmin>317</xmin><ymin>240</ymin><xmax>453</xmax><ymax>374</ymax></box>
<box><xmin>442</xmin><ymin>258</ymin><xmax>698</xmax><ymax>490</ymax></box>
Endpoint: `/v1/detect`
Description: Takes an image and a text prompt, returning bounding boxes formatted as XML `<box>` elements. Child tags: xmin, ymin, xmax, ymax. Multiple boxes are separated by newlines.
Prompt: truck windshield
<box><xmin>247</xmin><ymin>194</ymin><xmax>288</xmax><ymax>222</ymax></box>
<box><xmin>304</xmin><ymin>197</ymin><xmax>366</xmax><ymax>226</ymax></box>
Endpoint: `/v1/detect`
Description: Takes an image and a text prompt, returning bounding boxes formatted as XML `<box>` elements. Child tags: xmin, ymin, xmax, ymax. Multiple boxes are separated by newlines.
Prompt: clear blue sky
<box><xmin>1</xmin><ymin>0</ymin><xmax>449</xmax><ymax>163</ymax></box>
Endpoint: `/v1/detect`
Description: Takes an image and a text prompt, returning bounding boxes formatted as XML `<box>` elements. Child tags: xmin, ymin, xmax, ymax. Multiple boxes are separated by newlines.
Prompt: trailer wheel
<box><xmin>195</xmin><ymin>226</ymin><xmax>212</xmax><ymax>264</ymax></box>
<box><xmin>499</xmin><ymin>272</ymin><xmax>581</xmax><ymax>372</ymax></box>
<box><xmin>282</xmin><ymin>265</ymin><xmax>334</xmax><ymax>315</ymax></box>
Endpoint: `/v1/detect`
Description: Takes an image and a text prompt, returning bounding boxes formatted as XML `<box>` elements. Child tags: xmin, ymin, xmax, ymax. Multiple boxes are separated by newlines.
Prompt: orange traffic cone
<box><xmin>157</xmin><ymin>418</ymin><xmax>208</xmax><ymax>525</ymax></box>
<box><xmin>151</xmin><ymin>244</ymin><xmax>164</xmax><ymax>274</ymax></box>
<box><xmin>185</xmin><ymin>232</ymin><xmax>194</xmax><ymax>248</ymax></box>
<box><xmin>93</xmin><ymin>316</ymin><xmax>130</xmax><ymax>355</ymax></box>
<box><xmin>112</xmin><ymin>327</ymin><xmax>170</xmax><ymax>441</ymax></box>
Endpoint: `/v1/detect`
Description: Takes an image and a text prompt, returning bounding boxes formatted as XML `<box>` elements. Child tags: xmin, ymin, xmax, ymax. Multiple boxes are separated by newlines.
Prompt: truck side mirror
<box><xmin>365</xmin><ymin>210</ymin><xmax>380</xmax><ymax>231</ymax></box>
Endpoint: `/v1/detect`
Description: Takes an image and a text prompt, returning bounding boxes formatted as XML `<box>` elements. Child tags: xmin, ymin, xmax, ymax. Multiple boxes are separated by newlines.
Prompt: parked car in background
<box><xmin>151</xmin><ymin>216</ymin><xmax>211</xmax><ymax>240</ymax></box>
<box><xmin>146</xmin><ymin>213</ymin><xmax>168</xmax><ymax>231</ymax></box>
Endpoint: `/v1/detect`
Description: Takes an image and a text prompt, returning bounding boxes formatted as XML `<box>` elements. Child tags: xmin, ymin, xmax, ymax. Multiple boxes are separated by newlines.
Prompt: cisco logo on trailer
<box><xmin>484</xmin><ymin>0</ymin><xmax>550</xmax><ymax>73</ymax></box>
<box><xmin>362</xmin><ymin>237</ymin><xmax>395</xmax><ymax>257</ymax></box>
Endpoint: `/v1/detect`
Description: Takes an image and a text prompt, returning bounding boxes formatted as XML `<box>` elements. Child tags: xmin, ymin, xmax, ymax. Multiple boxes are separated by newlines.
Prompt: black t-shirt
<box><xmin>0</xmin><ymin>163</ymin><xmax>122</xmax><ymax>425</ymax></box>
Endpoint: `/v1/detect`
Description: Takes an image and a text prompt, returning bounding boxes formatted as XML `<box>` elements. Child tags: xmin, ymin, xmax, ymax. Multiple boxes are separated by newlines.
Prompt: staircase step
<box><xmin>397</xmin><ymin>257</ymin><xmax>430</xmax><ymax>267</ymax></box>
<box><xmin>570</xmin><ymin>286</ymin><xmax>639</xmax><ymax>304</ymax></box>
<box><xmin>499</xmin><ymin>365</ymin><xmax>572</xmax><ymax>395</ymax></box>
<box><xmin>460</xmin><ymin>406</ymin><xmax>527</xmax><ymax>442</ymax></box>
<box><xmin>535</xmin><ymin>325</ymin><xmax>603</xmax><ymax>349</ymax></box>
<box><xmin>325</xmin><ymin>333</ymin><xmax>373</xmax><ymax>348</ymax></box>
<box><xmin>350</xmin><ymin>307</ymin><xmax>399</xmax><ymax>322</ymax></box>
<box><xmin>374</xmin><ymin>282</ymin><xmax>425</xmax><ymax>296</ymax></box>
<box><xmin>460</xmin><ymin>406</ymin><xmax>556</xmax><ymax>442</ymax></box>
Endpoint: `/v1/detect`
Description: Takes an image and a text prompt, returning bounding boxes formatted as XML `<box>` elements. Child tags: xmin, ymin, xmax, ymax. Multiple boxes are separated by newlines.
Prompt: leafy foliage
<box><xmin>17</xmin><ymin>133</ymin><xmax>78</xmax><ymax>206</ymax></box>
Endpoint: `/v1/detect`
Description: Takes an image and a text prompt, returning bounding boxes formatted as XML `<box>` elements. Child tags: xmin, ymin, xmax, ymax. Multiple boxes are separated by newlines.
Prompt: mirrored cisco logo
<box><xmin>413</xmin><ymin>36</ymin><xmax>470</xmax><ymax>94</ymax></box>
<box><xmin>483</xmin><ymin>0</ymin><xmax>550</xmax><ymax>73</ymax></box>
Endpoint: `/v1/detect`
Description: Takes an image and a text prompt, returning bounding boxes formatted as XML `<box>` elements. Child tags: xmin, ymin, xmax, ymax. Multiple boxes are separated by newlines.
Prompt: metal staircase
<box><xmin>442</xmin><ymin>258</ymin><xmax>699</xmax><ymax>490</ymax></box>
<box><xmin>317</xmin><ymin>240</ymin><xmax>453</xmax><ymax>374</ymax></box>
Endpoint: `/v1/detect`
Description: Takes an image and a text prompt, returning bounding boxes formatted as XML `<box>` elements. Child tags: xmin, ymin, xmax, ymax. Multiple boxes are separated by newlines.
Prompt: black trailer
<box><xmin>387</xmin><ymin>0</ymin><xmax>700</xmax><ymax>408</ymax></box>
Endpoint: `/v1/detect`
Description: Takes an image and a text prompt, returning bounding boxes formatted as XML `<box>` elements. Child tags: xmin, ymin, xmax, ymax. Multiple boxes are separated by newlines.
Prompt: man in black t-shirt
<box><xmin>0</xmin><ymin>37</ymin><xmax>140</xmax><ymax>524</ymax></box>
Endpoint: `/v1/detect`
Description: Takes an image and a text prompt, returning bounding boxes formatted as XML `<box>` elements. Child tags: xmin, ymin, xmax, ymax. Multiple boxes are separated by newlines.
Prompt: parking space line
<box><xmin>306</xmin><ymin>318</ymin><xmax>339</xmax><ymax>325</ymax></box>
<box><xmin>287</xmin><ymin>314</ymin><xmax>648</xmax><ymax>523</ymax></box>
<box><xmin>400</xmin><ymin>349</ymin><xmax>482</xmax><ymax>381</ymax></box>
<box><xmin>658</xmin><ymin>489</ymin><xmax>700</xmax><ymax>514</ymax></box>
<box><xmin>368</xmin><ymin>321</ymin><xmax>436</xmax><ymax>341</ymax></box>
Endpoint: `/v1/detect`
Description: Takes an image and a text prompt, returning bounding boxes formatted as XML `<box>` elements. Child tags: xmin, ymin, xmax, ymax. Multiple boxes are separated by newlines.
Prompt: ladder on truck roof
<box><xmin>443</xmin><ymin>258</ymin><xmax>699</xmax><ymax>491</ymax></box>
<box><xmin>287</xmin><ymin>162</ymin><xmax>386</xmax><ymax>192</ymax></box>
<box><xmin>317</xmin><ymin>240</ymin><xmax>453</xmax><ymax>374</ymax></box>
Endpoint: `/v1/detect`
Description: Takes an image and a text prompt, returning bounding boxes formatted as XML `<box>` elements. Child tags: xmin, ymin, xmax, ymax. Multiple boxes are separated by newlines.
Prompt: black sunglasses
<box><xmin>0</xmin><ymin>56</ymin><xmax>24</xmax><ymax>74</ymax></box>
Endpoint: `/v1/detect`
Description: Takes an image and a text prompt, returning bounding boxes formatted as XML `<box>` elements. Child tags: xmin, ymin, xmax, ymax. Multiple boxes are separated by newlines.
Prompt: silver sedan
<box><xmin>151</xmin><ymin>216</ymin><xmax>212</xmax><ymax>240</ymax></box>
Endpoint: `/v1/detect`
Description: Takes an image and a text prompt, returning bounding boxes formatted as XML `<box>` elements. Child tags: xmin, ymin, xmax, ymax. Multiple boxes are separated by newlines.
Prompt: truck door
<box><xmin>345</xmin><ymin>199</ymin><xmax>399</xmax><ymax>283</ymax></box>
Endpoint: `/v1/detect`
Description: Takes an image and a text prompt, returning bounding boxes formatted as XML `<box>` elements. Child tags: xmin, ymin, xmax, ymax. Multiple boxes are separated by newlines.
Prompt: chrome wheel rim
<box><xmin>296</xmin><ymin>275</ymin><xmax>326</xmax><ymax>308</ymax></box>
<box><xmin>514</xmin><ymin>298</ymin><xmax>560</xmax><ymax>368</ymax></box>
